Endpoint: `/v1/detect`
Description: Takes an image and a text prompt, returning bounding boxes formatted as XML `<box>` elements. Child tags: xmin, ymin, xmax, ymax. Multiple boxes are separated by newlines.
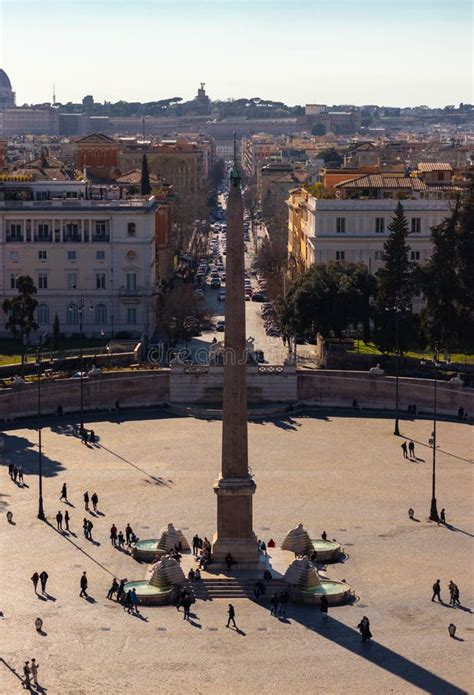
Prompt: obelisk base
<box><xmin>212</xmin><ymin>477</ymin><xmax>260</xmax><ymax>566</ymax></box>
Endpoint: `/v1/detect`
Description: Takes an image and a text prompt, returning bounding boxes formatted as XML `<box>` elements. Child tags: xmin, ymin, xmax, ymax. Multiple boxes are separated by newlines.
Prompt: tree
<box><xmin>2</xmin><ymin>275</ymin><xmax>38</xmax><ymax>369</ymax></box>
<box><xmin>320</xmin><ymin>148</ymin><xmax>343</xmax><ymax>168</ymax></box>
<box><xmin>140</xmin><ymin>154</ymin><xmax>151</xmax><ymax>196</ymax></box>
<box><xmin>52</xmin><ymin>314</ymin><xmax>61</xmax><ymax>350</ymax></box>
<box><xmin>281</xmin><ymin>261</ymin><xmax>376</xmax><ymax>341</ymax></box>
<box><xmin>255</xmin><ymin>238</ymin><xmax>287</xmax><ymax>299</ymax></box>
<box><xmin>311</xmin><ymin>123</ymin><xmax>325</xmax><ymax>136</ymax></box>
<box><xmin>154</xmin><ymin>284</ymin><xmax>208</xmax><ymax>349</ymax></box>
<box><xmin>373</xmin><ymin>202</ymin><xmax>417</xmax><ymax>352</ymax></box>
<box><xmin>455</xmin><ymin>177</ymin><xmax>474</xmax><ymax>350</ymax></box>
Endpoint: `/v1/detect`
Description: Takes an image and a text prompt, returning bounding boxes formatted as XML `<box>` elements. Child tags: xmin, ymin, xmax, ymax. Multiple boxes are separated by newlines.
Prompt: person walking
<box><xmin>320</xmin><ymin>594</ymin><xmax>329</xmax><ymax>621</ymax></box>
<box><xmin>39</xmin><ymin>570</ymin><xmax>48</xmax><ymax>594</ymax></box>
<box><xmin>408</xmin><ymin>440</ymin><xmax>415</xmax><ymax>458</ymax></box>
<box><xmin>270</xmin><ymin>593</ymin><xmax>279</xmax><ymax>616</ymax></box>
<box><xmin>118</xmin><ymin>531</ymin><xmax>125</xmax><ymax>550</ymax></box>
<box><xmin>107</xmin><ymin>578</ymin><xmax>119</xmax><ymax>600</ymax></box>
<box><xmin>279</xmin><ymin>590</ymin><xmax>289</xmax><ymax>617</ymax></box>
<box><xmin>60</xmin><ymin>483</ymin><xmax>68</xmax><ymax>502</ymax></box>
<box><xmin>192</xmin><ymin>534</ymin><xmax>200</xmax><ymax>555</ymax></box>
<box><xmin>31</xmin><ymin>572</ymin><xmax>39</xmax><ymax>594</ymax></box>
<box><xmin>79</xmin><ymin>571</ymin><xmax>88</xmax><ymax>598</ymax></box>
<box><xmin>110</xmin><ymin>524</ymin><xmax>118</xmax><ymax>546</ymax></box>
<box><xmin>13</xmin><ymin>466</ymin><xmax>18</xmax><ymax>483</ymax></box>
<box><xmin>226</xmin><ymin>603</ymin><xmax>237</xmax><ymax>628</ymax></box>
<box><xmin>83</xmin><ymin>491</ymin><xmax>89</xmax><ymax>511</ymax></box>
<box><xmin>30</xmin><ymin>658</ymin><xmax>39</xmax><ymax>687</ymax></box>
<box><xmin>87</xmin><ymin>519</ymin><xmax>94</xmax><ymax>541</ymax></box>
<box><xmin>89</xmin><ymin>430</ymin><xmax>96</xmax><ymax>444</ymax></box>
<box><xmin>83</xmin><ymin>517</ymin><xmax>89</xmax><ymax>539</ymax></box>
<box><xmin>453</xmin><ymin>584</ymin><xmax>461</xmax><ymax>607</ymax></box>
<box><xmin>440</xmin><ymin>509</ymin><xmax>446</xmax><ymax>524</ymax></box>
<box><xmin>22</xmin><ymin>661</ymin><xmax>31</xmax><ymax>689</ymax></box>
<box><xmin>56</xmin><ymin>510</ymin><xmax>63</xmax><ymax>531</ymax></box>
<box><xmin>432</xmin><ymin>579</ymin><xmax>442</xmax><ymax>602</ymax></box>
<box><xmin>357</xmin><ymin>616</ymin><xmax>372</xmax><ymax>642</ymax></box>
<box><xmin>91</xmin><ymin>492</ymin><xmax>98</xmax><ymax>513</ymax></box>
<box><xmin>182</xmin><ymin>595</ymin><xmax>192</xmax><ymax>621</ymax></box>
<box><xmin>8</xmin><ymin>462</ymin><xmax>13</xmax><ymax>479</ymax></box>
<box><xmin>125</xmin><ymin>524</ymin><xmax>133</xmax><ymax>546</ymax></box>
<box><xmin>123</xmin><ymin>590</ymin><xmax>132</xmax><ymax>613</ymax></box>
<box><xmin>18</xmin><ymin>466</ymin><xmax>24</xmax><ymax>485</ymax></box>
<box><xmin>449</xmin><ymin>581</ymin><xmax>456</xmax><ymax>606</ymax></box>
<box><xmin>130</xmin><ymin>588</ymin><xmax>139</xmax><ymax>614</ymax></box>
<box><xmin>401</xmin><ymin>441</ymin><xmax>408</xmax><ymax>459</ymax></box>
<box><xmin>116</xmin><ymin>579</ymin><xmax>126</xmax><ymax>604</ymax></box>
<box><xmin>81</xmin><ymin>429</ymin><xmax>88</xmax><ymax>445</ymax></box>
<box><xmin>64</xmin><ymin>510</ymin><xmax>70</xmax><ymax>532</ymax></box>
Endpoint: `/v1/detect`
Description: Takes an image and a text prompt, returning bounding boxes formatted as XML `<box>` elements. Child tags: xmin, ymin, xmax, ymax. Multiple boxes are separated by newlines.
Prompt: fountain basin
<box><xmin>123</xmin><ymin>580</ymin><xmax>174</xmax><ymax>606</ymax></box>
<box><xmin>131</xmin><ymin>539</ymin><xmax>165</xmax><ymax>563</ymax></box>
<box><xmin>311</xmin><ymin>538</ymin><xmax>342</xmax><ymax>562</ymax></box>
<box><xmin>294</xmin><ymin>579</ymin><xmax>353</xmax><ymax>605</ymax></box>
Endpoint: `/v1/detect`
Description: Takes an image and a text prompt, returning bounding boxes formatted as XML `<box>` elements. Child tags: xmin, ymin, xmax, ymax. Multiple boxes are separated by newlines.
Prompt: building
<box><xmin>76</xmin><ymin>133</ymin><xmax>120</xmax><ymax>179</ymax></box>
<box><xmin>0</xmin><ymin>177</ymin><xmax>172</xmax><ymax>339</ymax></box>
<box><xmin>241</xmin><ymin>135</ymin><xmax>280</xmax><ymax>177</ymax></box>
<box><xmin>321</xmin><ymin>111</ymin><xmax>361</xmax><ymax>135</ymax></box>
<box><xmin>0</xmin><ymin>107</ymin><xmax>59</xmax><ymax>136</ymax></box>
<box><xmin>0</xmin><ymin>69</ymin><xmax>15</xmax><ymax>110</ymax></box>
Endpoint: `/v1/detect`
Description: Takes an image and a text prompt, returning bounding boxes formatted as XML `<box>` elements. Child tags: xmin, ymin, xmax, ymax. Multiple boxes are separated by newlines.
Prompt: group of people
<box><xmin>176</xmin><ymin>587</ymin><xmax>195</xmax><ymax>620</ymax></box>
<box><xmin>110</xmin><ymin>523</ymin><xmax>137</xmax><ymax>550</ymax></box>
<box><xmin>187</xmin><ymin>567</ymin><xmax>202</xmax><ymax>582</ymax></box>
<box><xmin>80</xmin><ymin>428</ymin><xmax>97</xmax><ymax>446</ymax></box>
<box><xmin>432</xmin><ymin>579</ymin><xmax>461</xmax><ymax>606</ymax></box>
<box><xmin>56</xmin><ymin>509</ymin><xmax>71</xmax><ymax>532</ymax></box>
<box><xmin>401</xmin><ymin>440</ymin><xmax>417</xmax><ymax>459</ymax></box>
<box><xmin>83</xmin><ymin>490</ymin><xmax>99</xmax><ymax>513</ymax></box>
<box><xmin>270</xmin><ymin>591</ymin><xmax>290</xmax><ymax>617</ymax></box>
<box><xmin>8</xmin><ymin>463</ymin><xmax>24</xmax><ymax>485</ymax></box>
<box><xmin>30</xmin><ymin>571</ymin><xmax>49</xmax><ymax>595</ymax></box>
<box><xmin>407</xmin><ymin>404</ymin><xmax>418</xmax><ymax>415</ymax></box>
<box><xmin>22</xmin><ymin>659</ymin><xmax>40</xmax><ymax>689</ymax></box>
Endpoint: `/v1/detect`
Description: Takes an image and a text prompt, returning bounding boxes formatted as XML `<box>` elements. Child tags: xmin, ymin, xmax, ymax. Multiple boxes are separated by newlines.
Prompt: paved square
<box><xmin>0</xmin><ymin>411</ymin><xmax>472</xmax><ymax>694</ymax></box>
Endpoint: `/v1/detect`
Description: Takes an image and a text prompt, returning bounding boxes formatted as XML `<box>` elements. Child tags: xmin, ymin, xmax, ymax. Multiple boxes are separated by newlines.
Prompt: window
<box><xmin>374</xmin><ymin>251</ymin><xmax>384</xmax><ymax>260</ymax></box>
<box><xmin>96</xmin><ymin>250</ymin><xmax>105</xmax><ymax>261</ymax></box>
<box><xmin>38</xmin><ymin>272</ymin><xmax>48</xmax><ymax>289</ymax></box>
<box><xmin>410</xmin><ymin>251</ymin><xmax>420</xmax><ymax>261</ymax></box>
<box><xmin>95</xmin><ymin>221</ymin><xmax>107</xmax><ymax>235</ymax></box>
<box><xmin>65</xmin><ymin>223</ymin><xmax>79</xmax><ymax>240</ymax></box>
<box><xmin>96</xmin><ymin>273</ymin><xmax>106</xmax><ymax>289</ymax></box>
<box><xmin>127</xmin><ymin>222</ymin><xmax>136</xmax><ymax>237</ymax></box>
<box><xmin>38</xmin><ymin>250</ymin><xmax>47</xmax><ymax>260</ymax></box>
<box><xmin>127</xmin><ymin>307</ymin><xmax>137</xmax><ymax>325</ymax></box>
<box><xmin>335</xmin><ymin>251</ymin><xmax>345</xmax><ymax>261</ymax></box>
<box><xmin>437</xmin><ymin>171</ymin><xmax>444</xmax><ymax>181</ymax></box>
<box><xmin>37</xmin><ymin>304</ymin><xmax>49</xmax><ymax>325</ymax></box>
<box><xmin>126</xmin><ymin>273</ymin><xmax>137</xmax><ymax>291</ymax></box>
<box><xmin>95</xmin><ymin>304</ymin><xmax>107</xmax><ymax>325</ymax></box>
<box><xmin>9</xmin><ymin>251</ymin><xmax>18</xmax><ymax>262</ymax></box>
<box><xmin>375</xmin><ymin>218</ymin><xmax>385</xmax><ymax>234</ymax></box>
<box><xmin>66</xmin><ymin>303</ymin><xmax>79</xmax><ymax>325</ymax></box>
<box><xmin>9</xmin><ymin>223</ymin><xmax>22</xmax><ymax>240</ymax></box>
<box><xmin>336</xmin><ymin>217</ymin><xmax>346</xmax><ymax>234</ymax></box>
<box><xmin>10</xmin><ymin>274</ymin><xmax>18</xmax><ymax>289</ymax></box>
<box><xmin>37</xmin><ymin>224</ymin><xmax>49</xmax><ymax>239</ymax></box>
<box><xmin>67</xmin><ymin>272</ymin><xmax>77</xmax><ymax>290</ymax></box>
<box><xmin>411</xmin><ymin>218</ymin><xmax>421</xmax><ymax>234</ymax></box>
<box><xmin>67</xmin><ymin>250</ymin><xmax>77</xmax><ymax>261</ymax></box>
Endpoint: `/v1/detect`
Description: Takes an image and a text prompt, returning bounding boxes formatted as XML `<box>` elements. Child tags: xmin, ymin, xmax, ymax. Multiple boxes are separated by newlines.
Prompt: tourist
<box><xmin>226</xmin><ymin>603</ymin><xmax>237</xmax><ymax>628</ymax></box>
<box><xmin>254</xmin><ymin>581</ymin><xmax>263</xmax><ymax>599</ymax></box>
<box><xmin>79</xmin><ymin>571</ymin><xmax>88</xmax><ymax>598</ymax></box>
<box><xmin>448</xmin><ymin>623</ymin><xmax>457</xmax><ymax>638</ymax></box>
<box><xmin>89</xmin><ymin>430</ymin><xmax>96</xmax><ymax>444</ymax></box>
<box><xmin>81</xmin><ymin>429</ymin><xmax>88</xmax><ymax>446</ymax></box>
<box><xmin>117</xmin><ymin>531</ymin><xmax>125</xmax><ymax>549</ymax></box>
<box><xmin>453</xmin><ymin>584</ymin><xmax>461</xmax><ymax>607</ymax></box>
<box><xmin>322</xmin><ymin>531</ymin><xmax>327</xmax><ymax>540</ymax></box>
<box><xmin>123</xmin><ymin>590</ymin><xmax>132</xmax><ymax>613</ymax></box>
<box><xmin>192</xmin><ymin>534</ymin><xmax>200</xmax><ymax>555</ymax></box>
<box><xmin>56</xmin><ymin>510</ymin><xmax>63</xmax><ymax>531</ymax></box>
<box><xmin>408</xmin><ymin>508</ymin><xmax>415</xmax><ymax>520</ymax></box>
<box><xmin>270</xmin><ymin>593</ymin><xmax>279</xmax><ymax>616</ymax></box>
<box><xmin>130</xmin><ymin>588</ymin><xmax>140</xmax><ymax>614</ymax></box>
<box><xmin>107</xmin><ymin>578</ymin><xmax>119</xmax><ymax>600</ymax></box>
<box><xmin>6</xmin><ymin>510</ymin><xmax>13</xmax><ymax>524</ymax></box>
<box><xmin>110</xmin><ymin>524</ymin><xmax>118</xmax><ymax>546</ymax></box>
<box><xmin>401</xmin><ymin>441</ymin><xmax>408</xmax><ymax>459</ymax></box>
<box><xmin>91</xmin><ymin>492</ymin><xmax>99</xmax><ymax>513</ymax></box>
<box><xmin>267</xmin><ymin>538</ymin><xmax>275</xmax><ymax>548</ymax></box>
<box><xmin>83</xmin><ymin>518</ymin><xmax>89</xmax><ymax>539</ymax></box>
<box><xmin>64</xmin><ymin>510</ymin><xmax>70</xmax><ymax>532</ymax></box>
<box><xmin>176</xmin><ymin>588</ymin><xmax>187</xmax><ymax>612</ymax></box>
<box><xmin>8</xmin><ymin>462</ymin><xmax>13</xmax><ymax>478</ymax></box>
<box><xmin>56</xmin><ymin>404</ymin><xmax>63</xmax><ymax>417</ymax></box>
<box><xmin>458</xmin><ymin>406</ymin><xmax>465</xmax><ymax>421</ymax></box>
<box><xmin>320</xmin><ymin>594</ymin><xmax>329</xmax><ymax>621</ymax></box>
<box><xmin>352</xmin><ymin>399</ymin><xmax>360</xmax><ymax>410</ymax></box>
<box><xmin>125</xmin><ymin>524</ymin><xmax>133</xmax><ymax>545</ymax></box>
<box><xmin>432</xmin><ymin>579</ymin><xmax>442</xmax><ymax>602</ymax></box>
<box><xmin>407</xmin><ymin>404</ymin><xmax>413</xmax><ymax>414</ymax></box>
<box><xmin>83</xmin><ymin>491</ymin><xmax>89</xmax><ymax>511</ymax></box>
<box><xmin>449</xmin><ymin>581</ymin><xmax>456</xmax><ymax>606</ymax></box>
<box><xmin>30</xmin><ymin>658</ymin><xmax>39</xmax><ymax>686</ymax></box>
<box><xmin>279</xmin><ymin>590</ymin><xmax>289</xmax><ymax>617</ymax></box>
<box><xmin>39</xmin><ymin>570</ymin><xmax>48</xmax><ymax>593</ymax></box>
<box><xmin>60</xmin><ymin>483</ymin><xmax>68</xmax><ymax>502</ymax></box>
<box><xmin>188</xmin><ymin>568</ymin><xmax>195</xmax><ymax>582</ymax></box>
<box><xmin>116</xmin><ymin>579</ymin><xmax>126</xmax><ymax>604</ymax></box>
<box><xmin>182</xmin><ymin>595</ymin><xmax>192</xmax><ymax>620</ymax></box>
<box><xmin>412</xmin><ymin>404</ymin><xmax>417</xmax><ymax>415</ymax></box>
<box><xmin>35</xmin><ymin>617</ymin><xmax>43</xmax><ymax>633</ymax></box>
<box><xmin>194</xmin><ymin>568</ymin><xmax>201</xmax><ymax>581</ymax></box>
<box><xmin>23</xmin><ymin>661</ymin><xmax>31</xmax><ymax>689</ymax></box>
<box><xmin>18</xmin><ymin>466</ymin><xmax>24</xmax><ymax>485</ymax></box>
<box><xmin>225</xmin><ymin>553</ymin><xmax>236</xmax><ymax>571</ymax></box>
<box><xmin>31</xmin><ymin>572</ymin><xmax>39</xmax><ymax>594</ymax></box>
<box><xmin>263</xmin><ymin>569</ymin><xmax>272</xmax><ymax>581</ymax></box>
<box><xmin>13</xmin><ymin>466</ymin><xmax>18</xmax><ymax>482</ymax></box>
<box><xmin>115</xmin><ymin>400</ymin><xmax>120</xmax><ymax>412</ymax></box>
<box><xmin>408</xmin><ymin>440</ymin><xmax>415</xmax><ymax>458</ymax></box>
<box><xmin>357</xmin><ymin>616</ymin><xmax>372</xmax><ymax>642</ymax></box>
<box><xmin>87</xmin><ymin>519</ymin><xmax>94</xmax><ymax>541</ymax></box>
<box><xmin>440</xmin><ymin>508</ymin><xmax>446</xmax><ymax>524</ymax></box>
<box><xmin>260</xmin><ymin>540</ymin><xmax>267</xmax><ymax>555</ymax></box>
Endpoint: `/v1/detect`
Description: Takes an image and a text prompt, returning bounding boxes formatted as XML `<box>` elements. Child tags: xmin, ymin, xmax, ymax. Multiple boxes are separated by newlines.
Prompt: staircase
<box><xmin>188</xmin><ymin>577</ymin><xmax>289</xmax><ymax>601</ymax></box>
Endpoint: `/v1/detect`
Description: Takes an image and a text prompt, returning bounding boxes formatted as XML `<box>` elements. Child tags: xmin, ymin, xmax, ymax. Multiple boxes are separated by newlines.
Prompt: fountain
<box><xmin>281</xmin><ymin>523</ymin><xmax>343</xmax><ymax>562</ymax></box>
<box><xmin>124</xmin><ymin>556</ymin><xmax>186</xmax><ymax>606</ymax></box>
<box><xmin>284</xmin><ymin>557</ymin><xmax>353</xmax><ymax>605</ymax></box>
<box><xmin>132</xmin><ymin>523</ymin><xmax>190</xmax><ymax>562</ymax></box>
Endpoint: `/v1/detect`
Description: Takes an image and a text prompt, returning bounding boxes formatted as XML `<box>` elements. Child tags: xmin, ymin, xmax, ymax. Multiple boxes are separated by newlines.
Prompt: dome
<box><xmin>0</xmin><ymin>70</ymin><xmax>12</xmax><ymax>90</ymax></box>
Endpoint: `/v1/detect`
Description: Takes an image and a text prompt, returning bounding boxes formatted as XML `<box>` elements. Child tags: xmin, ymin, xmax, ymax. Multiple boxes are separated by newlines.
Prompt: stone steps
<box><xmin>188</xmin><ymin>578</ymin><xmax>289</xmax><ymax>600</ymax></box>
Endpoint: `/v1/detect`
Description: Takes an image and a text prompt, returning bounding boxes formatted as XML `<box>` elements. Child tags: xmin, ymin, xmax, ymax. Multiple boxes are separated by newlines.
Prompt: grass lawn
<box><xmin>0</xmin><ymin>337</ymin><xmax>109</xmax><ymax>367</ymax></box>
<box><xmin>352</xmin><ymin>340</ymin><xmax>474</xmax><ymax>364</ymax></box>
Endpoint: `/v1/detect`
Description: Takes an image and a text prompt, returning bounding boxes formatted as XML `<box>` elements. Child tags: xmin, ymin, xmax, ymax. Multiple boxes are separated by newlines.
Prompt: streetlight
<box><xmin>386</xmin><ymin>298</ymin><xmax>404</xmax><ymax>436</ymax></box>
<box><xmin>77</xmin><ymin>293</ymin><xmax>93</xmax><ymax>432</ymax></box>
<box><xmin>429</xmin><ymin>344</ymin><xmax>440</xmax><ymax>522</ymax></box>
<box><xmin>35</xmin><ymin>339</ymin><xmax>46</xmax><ymax>521</ymax></box>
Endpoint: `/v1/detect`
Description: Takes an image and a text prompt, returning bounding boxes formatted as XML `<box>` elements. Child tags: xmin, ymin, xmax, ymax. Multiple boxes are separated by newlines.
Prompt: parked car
<box><xmin>252</xmin><ymin>292</ymin><xmax>266</xmax><ymax>302</ymax></box>
<box><xmin>216</xmin><ymin>320</ymin><xmax>225</xmax><ymax>332</ymax></box>
<box><xmin>218</xmin><ymin>291</ymin><xmax>226</xmax><ymax>302</ymax></box>
<box><xmin>210</xmin><ymin>277</ymin><xmax>221</xmax><ymax>288</ymax></box>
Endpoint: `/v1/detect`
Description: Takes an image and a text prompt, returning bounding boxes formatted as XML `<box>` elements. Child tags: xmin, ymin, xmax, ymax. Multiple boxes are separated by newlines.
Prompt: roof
<box><xmin>273</xmin><ymin>171</ymin><xmax>308</xmax><ymax>184</ymax></box>
<box><xmin>0</xmin><ymin>69</ymin><xmax>12</xmax><ymax>90</ymax></box>
<box><xmin>115</xmin><ymin>168</ymin><xmax>161</xmax><ymax>185</ymax></box>
<box><xmin>417</xmin><ymin>162</ymin><xmax>453</xmax><ymax>172</ymax></box>
<box><xmin>77</xmin><ymin>133</ymin><xmax>116</xmax><ymax>144</ymax></box>
<box><xmin>336</xmin><ymin>174</ymin><xmax>427</xmax><ymax>191</ymax></box>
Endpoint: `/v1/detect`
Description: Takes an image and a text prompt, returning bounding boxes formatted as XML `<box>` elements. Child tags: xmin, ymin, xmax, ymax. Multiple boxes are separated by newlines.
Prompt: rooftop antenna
<box><xmin>52</xmin><ymin>83</ymin><xmax>56</xmax><ymax>105</ymax></box>
<box><xmin>142</xmin><ymin>115</ymin><xmax>145</xmax><ymax>140</ymax></box>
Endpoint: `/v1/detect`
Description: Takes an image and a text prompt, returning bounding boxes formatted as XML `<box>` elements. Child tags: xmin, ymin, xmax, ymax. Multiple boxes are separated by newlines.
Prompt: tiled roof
<box><xmin>336</xmin><ymin>175</ymin><xmax>427</xmax><ymax>190</ymax></box>
<box><xmin>417</xmin><ymin>162</ymin><xmax>453</xmax><ymax>172</ymax></box>
<box><xmin>77</xmin><ymin>133</ymin><xmax>116</xmax><ymax>144</ymax></box>
<box><xmin>115</xmin><ymin>168</ymin><xmax>161</xmax><ymax>184</ymax></box>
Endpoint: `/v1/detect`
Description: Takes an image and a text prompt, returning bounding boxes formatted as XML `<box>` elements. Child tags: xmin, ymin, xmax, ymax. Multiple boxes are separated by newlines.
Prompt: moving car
<box><xmin>210</xmin><ymin>277</ymin><xmax>221</xmax><ymax>288</ymax></box>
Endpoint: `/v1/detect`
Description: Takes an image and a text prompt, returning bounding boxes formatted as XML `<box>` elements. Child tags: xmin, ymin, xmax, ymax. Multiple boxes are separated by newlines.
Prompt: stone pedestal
<box><xmin>212</xmin><ymin>476</ymin><xmax>259</xmax><ymax>565</ymax></box>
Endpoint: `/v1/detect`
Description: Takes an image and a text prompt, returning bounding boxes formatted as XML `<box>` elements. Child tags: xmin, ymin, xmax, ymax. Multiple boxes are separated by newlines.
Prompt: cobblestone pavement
<box><xmin>0</xmin><ymin>413</ymin><xmax>472</xmax><ymax>694</ymax></box>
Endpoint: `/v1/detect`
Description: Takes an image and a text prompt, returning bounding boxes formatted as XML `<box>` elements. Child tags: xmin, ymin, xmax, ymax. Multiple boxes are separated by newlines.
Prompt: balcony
<box><xmin>119</xmin><ymin>286</ymin><xmax>145</xmax><ymax>297</ymax></box>
<box><xmin>92</xmin><ymin>233</ymin><xmax>110</xmax><ymax>243</ymax></box>
<box><xmin>34</xmin><ymin>234</ymin><xmax>53</xmax><ymax>243</ymax></box>
<box><xmin>64</xmin><ymin>233</ymin><xmax>81</xmax><ymax>243</ymax></box>
<box><xmin>6</xmin><ymin>233</ymin><xmax>23</xmax><ymax>242</ymax></box>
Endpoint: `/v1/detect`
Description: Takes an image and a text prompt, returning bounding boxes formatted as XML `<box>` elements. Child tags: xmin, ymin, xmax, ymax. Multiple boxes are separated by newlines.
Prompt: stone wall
<box><xmin>0</xmin><ymin>371</ymin><xmax>169</xmax><ymax>421</ymax></box>
<box><xmin>297</xmin><ymin>371</ymin><xmax>473</xmax><ymax>417</ymax></box>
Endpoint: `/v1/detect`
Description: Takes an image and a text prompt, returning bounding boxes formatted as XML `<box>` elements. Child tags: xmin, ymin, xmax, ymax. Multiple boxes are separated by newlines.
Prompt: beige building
<box><xmin>0</xmin><ymin>178</ymin><xmax>163</xmax><ymax>338</ymax></box>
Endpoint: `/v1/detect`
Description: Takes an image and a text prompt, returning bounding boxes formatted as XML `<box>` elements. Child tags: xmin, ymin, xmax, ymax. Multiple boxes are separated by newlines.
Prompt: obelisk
<box><xmin>211</xmin><ymin>147</ymin><xmax>259</xmax><ymax>566</ymax></box>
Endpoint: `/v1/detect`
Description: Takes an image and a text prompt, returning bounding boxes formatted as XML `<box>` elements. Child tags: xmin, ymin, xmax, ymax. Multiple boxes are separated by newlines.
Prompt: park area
<box><xmin>0</xmin><ymin>410</ymin><xmax>472</xmax><ymax>694</ymax></box>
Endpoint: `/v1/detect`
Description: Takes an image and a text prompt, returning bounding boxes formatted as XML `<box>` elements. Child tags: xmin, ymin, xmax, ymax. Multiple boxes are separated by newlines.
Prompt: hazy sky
<box><xmin>1</xmin><ymin>0</ymin><xmax>472</xmax><ymax>107</ymax></box>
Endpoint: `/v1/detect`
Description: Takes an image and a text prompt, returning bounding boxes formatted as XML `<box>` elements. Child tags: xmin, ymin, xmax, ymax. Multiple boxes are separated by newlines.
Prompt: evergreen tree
<box><xmin>140</xmin><ymin>154</ymin><xmax>151</xmax><ymax>196</ymax></box>
<box><xmin>455</xmin><ymin>177</ymin><xmax>474</xmax><ymax>350</ymax></box>
<box><xmin>2</xmin><ymin>275</ymin><xmax>38</xmax><ymax>369</ymax></box>
<box><xmin>52</xmin><ymin>313</ymin><xmax>61</xmax><ymax>350</ymax></box>
<box><xmin>373</xmin><ymin>202</ymin><xmax>416</xmax><ymax>352</ymax></box>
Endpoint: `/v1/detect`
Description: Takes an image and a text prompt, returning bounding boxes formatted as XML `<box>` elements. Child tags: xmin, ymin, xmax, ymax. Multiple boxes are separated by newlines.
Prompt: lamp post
<box><xmin>35</xmin><ymin>340</ymin><xmax>46</xmax><ymax>520</ymax></box>
<box><xmin>77</xmin><ymin>294</ymin><xmax>93</xmax><ymax>432</ymax></box>
<box><xmin>429</xmin><ymin>344</ymin><xmax>440</xmax><ymax>522</ymax></box>
<box><xmin>386</xmin><ymin>299</ymin><xmax>403</xmax><ymax>436</ymax></box>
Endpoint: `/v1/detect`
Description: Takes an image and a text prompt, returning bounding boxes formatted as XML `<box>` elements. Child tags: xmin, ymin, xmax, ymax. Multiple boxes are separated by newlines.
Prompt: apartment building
<box><xmin>241</xmin><ymin>135</ymin><xmax>280</xmax><ymax>177</ymax></box>
<box><xmin>0</xmin><ymin>178</ymin><xmax>166</xmax><ymax>339</ymax></box>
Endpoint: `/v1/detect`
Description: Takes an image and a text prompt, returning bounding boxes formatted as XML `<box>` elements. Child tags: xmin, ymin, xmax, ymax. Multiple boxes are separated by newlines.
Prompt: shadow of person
<box><xmin>452</xmin><ymin>635</ymin><xmax>465</xmax><ymax>642</ymax></box>
<box><xmin>132</xmin><ymin>612</ymin><xmax>149</xmax><ymax>622</ymax></box>
<box><xmin>36</xmin><ymin>594</ymin><xmax>47</xmax><ymax>602</ymax></box>
<box><xmin>234</xmin><ymin>627</ymin><xmax>246</xmax><ymax>636</ymax></box>
<box><xmin>85</xmin><ymin>596</ymin><xmax>96</xmax><ymax>604</ymax></box>
<box><xmin>37</xmin><ymin>629</ymin><xmax>47</xmax><ymax>637</ymax></box>
<box><xmin>187</xmin><ymin>617</ymin><xmax>202</xmax><ymax>628</ymax></box>
<box><xmin>64</xmin><ymin>500</ymin><xmax>75</xmax><ymax>508</ymax></box>
<box><xmin>44</xmin><ymin>593</ymin><xmax>56</xmax><ymax>602</ymax></box>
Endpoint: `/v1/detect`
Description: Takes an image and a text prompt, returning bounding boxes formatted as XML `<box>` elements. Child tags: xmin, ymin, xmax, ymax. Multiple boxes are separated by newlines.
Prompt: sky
<box><xmin>0</xmin><ymin>0</ymin><xmax>472</xmax><ymax>108</ymax></box>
